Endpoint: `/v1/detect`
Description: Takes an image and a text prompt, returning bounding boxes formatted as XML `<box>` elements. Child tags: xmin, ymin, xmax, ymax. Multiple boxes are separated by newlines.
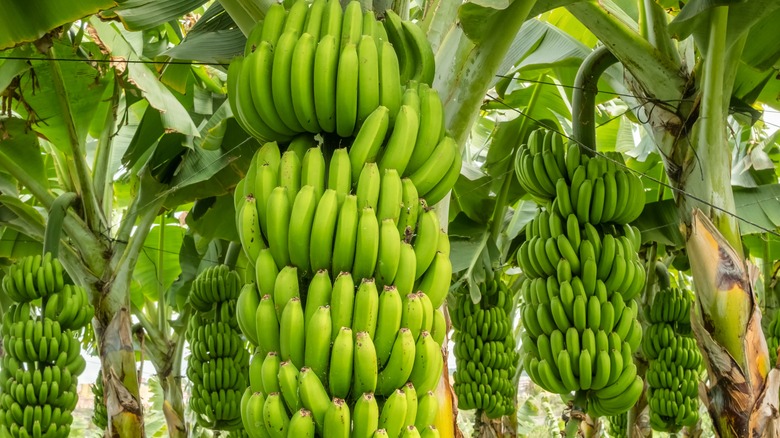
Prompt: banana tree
<box><xmin>0</xmin><ymin>13</ymin><xmax>258</xmax><ymax>435</ymax></box>
<box><xmin>533</xmin><ymin>0</ymin><xmax>780</xmax><ymax>435</ymax></box>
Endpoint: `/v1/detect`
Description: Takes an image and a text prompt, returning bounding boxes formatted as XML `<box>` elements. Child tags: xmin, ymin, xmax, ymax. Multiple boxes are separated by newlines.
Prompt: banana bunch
<box><xmin>189</xmin><ymin>265</ymin><xmax>242</xmax><ymax>312</ymax></box>
<box><xmin>514</xmin><ymin>130</ymin><xmax>645</xmax><ymax>225</ymax></box>
<box><xmin>766</xmin><ymin>312</ymin><xmax>780</xmax><ymax>365</ymax></box>
<box><xmin>515</xmin><ymin>130</ymin><xmax>647</xmax><ymax>418</ymax></box>
<box><xmin>0</xmin><ymin>253</ymin><xmax>89</xmax><ymax>438</ymax></box>
<box><xmin>1</xmin><ymin>253</ymin><xmax>65</xmax><ymax>303</ymax></box>
<box><xmin>91</xmin><ymin>370</ymin><xmax>108</xmax><ymax>432</ymax></box>
<box><xmin>606</xmin><ymin>412</ymin><xmax>627</xmax><ymax>438</ymax></box>
<box><xmin>229</xmin><ymin>0</ymin><xmax>435</xmax><ymax>144</ymax></box>
<box><xmin>643</xmin><ymin>284</ymin><xmax>702</xmax><ymax>432</ymax></box>
<box><xmin>41</xmin><ymin>284</ymin><xmax>94</xmax><ymax>331</ymax></box>
<box><xmin>186</xmin><ymin>265</ymin><xmax>249</xmax><ymax>431</ymax></box>
<box><xmin>239</xmin><ymin>268</ymin><xmax>445</xmax><ymax>437</ymax></box>
<box><xmin>451</xmin><ymin>278</ymin><xmax>519</xmax><ymax>418</ymax></box>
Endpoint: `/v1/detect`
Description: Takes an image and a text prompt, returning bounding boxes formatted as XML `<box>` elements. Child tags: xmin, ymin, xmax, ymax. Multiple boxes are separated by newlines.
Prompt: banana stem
<box><xmin>571</xmin><ymin>45</ymin><xmax>619</xmax><ymax>156</ymax></box>
<box><xmin>565</xmin><ymin>392</ymin><xmax>589</xmax><ymax>438</ymax></box>
<box><xmin>43</xmin><ymin>192</ymin><xmax>78</xmax><ymax>258</ymax></box>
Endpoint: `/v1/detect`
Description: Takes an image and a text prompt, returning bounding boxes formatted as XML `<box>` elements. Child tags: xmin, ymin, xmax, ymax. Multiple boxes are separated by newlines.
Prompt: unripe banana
<box><xmin>378</xmin><ymin>388</ymin><xmax>408</xmax><ymax>438</ymax></box>
<box><xmin>298</xmin><ymin>367</ymin><xmax>330</xmax><ymax>431</ymax></box>
<box><xmin>309</xmin><ymin>189</ymin><xmax>340</xmax><ymax>272</ymax></box>
<box><xmin>349</xmin><ymin>106</ymin><xmax>391</xmax><ymax>179</ymax></box>
<box><xmin>271</xmin><ymin>31</ymin><xmax>306</xmax><ymax>133</ymax></box>
<box><xmin>313</xmin><ymin>34</ymin><xmax>339</xmax><ymax>133</ymax></box>
<box><xmin>288</xmin><ymin>185</ymin><xmax>317</xmax><ymax>274</ymax></box>
<box><xmin>336</xmin><ymin>42</ymin><xmax>359</xmax><ymax>137</ymax></box>
<box><xmin>237</xmin><ymin>283</ymin><xmax>261</xmax><ymax>346</ymax></box>
<box><xmin>304</xmin><ymin>305</ymin><xmax>332</xmax><ymax>383</ymax></box>
<box><xmin>406</xmin><ymin>84</ymin><xmax>445</xmax><ymax>175</ymax></box>
<box><xmin>376</xmin><ymin>218</ymin><xmax>402</xmax><ymax>287</ymax></box>
<box><xmin>415</xmin><ymin>391</ymin><xmax>438</xmax><ymax>430</ymax></box>
<box><xmin>353</xmin><ymin>392</ymin><xmax>380</xmax><ymax>438</ymax></box>
<box><xmin>239</xmin><ymin>195</ymin><xmax>266</xmax><ymax>262</ymax></box>
<box><xmin>330</xmin><ymin>272</ymin><xmax>356</xmax><ymax>341</ymax></box>
<box><xmin>323</xmin><ymin>398</ymin><xmax>351</xmax><ymax>438</ymax></box>
<box><xmin>356</xmin><ymin>162</ymin><xmax>382</xmax><ymax>211</ymax></box>
<box><xmin>394</xmin><ymin>242</ymin><xmax>418</xmax><ymax>298</ymax></box>
<box><xmin>409</xmin><ymin>331</ymin><xmax>443</xmax><ymax>395</ymax></box>
<box><xmin>353</xmin><ymin>331</ymin><xmax>379</xmax><ymax>396</ymax></box>
<box><xmin>261</xmin><ymin>352</ymin><xmax>282</xmax><ymax>395</ymax></box>
<box><xmin>288</xmin><ymin>409</ymin><xmax>315</xmax><ymax>438</ymax></box>
<box><xmin>352</xmin><ymin>207</ymin><xmax>380</xmax><ymax>281</ymax></box>
<box><xmin>416</xmin><ymin>251</ymin><xmax>452</xmax><ymax>309</ymax></box>
<box><xmin>266</xmin><ymin>186</ymin><xmax>292</xmax><ymax>269</ymax></box>
<box><xmin>340</xmin><ymin>1</ymin><xmax>363</xmax><ymax>48</ymax></box>
<box><xmin>278</xmin><ymin>360</ymin><xmax>301</xmax><ymax>413</ymax></box>
<box><xmin>329</xmin><ymin>327</ymin><xmax>354</xmax><ymax>399</ymax></box>
<box><xmin>263</xmin><ymin>392</ymin><xmax>289</xmax><ymax>438</ymax></box>
<box><xmin>280</xmin><ymin>149</ymin><xmax>302</xmax><ymax>207</ymax></box>
<box><xmin>376</xmin><ymin>328</ymin><xmax>416</xmax><ymax>396</ymax></box>
<box><xmin>412</xmin><ymin>208</ymin><xmax>439</xmax><ymax>279</ymax></box>
<box><xmin>332</xmin><ymin>195</ymin><xmax>359</xmax><ymax>274</ymax></box>
<box><xmin>280</xmin><ymin>297</ymin><xmax>305</xmax><ymax>369</ymax></box>
<box><xmin>378</xmin><ymin>41</ymin><xmax>403</xmax><ymax>125</ymax></box>
<box><xmin>374</xmin><ymin>286</ymin><xmax>404</xmax><ymax>367</ymax></box>
<box><xmin>290</xmin><ymin>32</ymin><xmax>321</xmax><ymax>133</ymax></box>
<box><xmin>357</xmin><ymin>35</ymin><xmax>380</xmax><ymax>127</ymax></box>
<box><xmin>377</xmin><ymin>104</ymin><xmax>419</xmax><ymax>176</ymax></box>
<box><xmin>328</xmin><ymin>148</ymin><xmax>352</xmax><ymax>207</ymax></box>
<box><xmin>352</xmin><ymin>279</ymin><xmax>380</xmax><ymax>338</ymax></box>
<box><xmin>397</xmin><ymin>179</ymin><xmax>420</xmax><ymax>238</ymax></box>
<box><xmin>304</xmin><ymin>269</ymin><xmax>332</xmax><ymax>326</ymax></box>
<box><xmin>273</xmin><ymin>266</ymin><xmax>300</xmax><ymax>318</ymax></box>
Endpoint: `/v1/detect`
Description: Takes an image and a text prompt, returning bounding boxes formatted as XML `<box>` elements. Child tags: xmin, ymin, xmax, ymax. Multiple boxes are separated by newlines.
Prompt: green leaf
<box><xmin>458</xmin><ymin>0</ymin><xmax>512</xmax><ymax>43</ymax></box>
<box><xmin>185</xmin><ymin>195</ymin><xmax>239</xmax><ymax>242</ymax></box>
<box><xmin>90</xmin><ymin>18</ymin><xmax>199</xmax><ymax>136</ymax></box>
<box><xmin>668</xmin><ymin>0</ymin><xmax>741</xmax><ymax>40</ymax></box>
<box><xmin>0</xmin><ymin>228</ymin><xmax>42</xmax><ymax>260</ymax></box>
<box><xmin>733</xmin><ymin>184</ymin><xmax>780</xmax><ymax>234</ymax></box>
<box><xmin>163</xmin><ymin>28</ymin><xmax>245</xmax><ymax>63</ymax></box>
<box><xmin>167</xmin><ymin>233</ymin><xmax>218</xmax><ymax>309</ymax></box>
<box><xmin>632</xmin><ymin>199</ymin><xmax>685</xmax><ymax>247</ymax></box>
<box><xmin>130</xmin><ymin>219</ymin><xmax>186</xmax><ymax>309</ymax></box>
<box><xmin>740</xmin><ymin>7</ymin><xmax>780</xmax><ymax>70</ymax></box>
<box><xmin>0</xmin><ymin>0</ymin><xmax>116</xmax><ymax>50</ymax></box>
<box><xmin>6</xmin><ymin>42</ymin><xmax>110</xmax><ymax>153</ymax></box>
<box><xmin>0</xmin><ymin>118</ymin><xmax>48</xmax><ymax>190</ymax></box>
<box><xmin>163</xmin><ymin>118</ymin><xmax>259</xmax><ymax>207</ymax></box>
<box><xmin>105</xmin><ymin>0</ymin><xmax>209</xmax><ymax>31</ymax></box>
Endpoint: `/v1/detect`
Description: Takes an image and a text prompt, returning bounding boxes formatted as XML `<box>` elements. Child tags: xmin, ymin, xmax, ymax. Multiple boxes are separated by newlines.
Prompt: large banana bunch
<box><xmin>451</xmin><ymin>278</ymin><xmax>519</xmax><ymax>418</ymax></box>
<box><xmin>186</xmin><ymin>265</ymin><xmax>249</xmax><ymax>431</ymax></box>
<box><xmin>229</xmin><ymin>0</ymin><xmax>436</xmax><ymax>144</ymax></box>
<box><xmin>643</xmin><ymin>283</ymin><xmax>701</xmax><ymax>432</ymax></box>
<box><xmin>0</xmin><ymin>253</ymin><xmax>89</xmax><ymax>438</ymax></box>
<box><xmin>516</xmin><ymin>128</ymin><xmax>646</xmax><ymax>418</ymax></box>
<box><xmin>606</xmin><ymin>412</ymin><xmax>627</xmax><ymax>438</ymax></box>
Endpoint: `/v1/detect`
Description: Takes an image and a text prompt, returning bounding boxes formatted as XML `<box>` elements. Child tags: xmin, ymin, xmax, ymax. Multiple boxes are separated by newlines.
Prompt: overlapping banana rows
<box><xmin>643</xmin><ymin>285</ymin><xmax>701</xmax><ymax>432</ymax></box>
<box><xmin>0</xmin><ymin>253</ymin><xmax>91</xmax><ymax>438</ymax></box>
<box><xmin>515</xmin><ymin>129</ymin><xmax>647</xmax><ymax>418</ymax></box>
<box><xmin>91</xmin><ymin>370</ymin><xmax>107</xmax><ymax>432</ymax></box>
<box><xmin>229</xmin><ymin>0</ymin><xmax>435</xmax><ymax>145</ymax></box>
<box><xmin>236</xmin><ymin>245</ymin><xmax>448</xmax><ymax>436</ymax></box>
<box><xmin>606</xmin><ymin>412</ymin><xmax>627</xmax><ymax>438</ymax></box>
<box><xmin>451</xmin><ymin>279</ymin><xmax>519</xmax><ymax>418</ymax></box>
<box><xmin>186</xmin><ymin>265</ymin><xmax>249</xmax><ymax>431</ymax></box>
<box><xmin>514</xmin><ymin>130</ymin><xmax>645</xmax><ymax>225</ymax></box>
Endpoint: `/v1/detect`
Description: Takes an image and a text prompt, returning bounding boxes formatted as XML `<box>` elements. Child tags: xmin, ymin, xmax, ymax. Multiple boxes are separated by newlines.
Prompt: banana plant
<box><xmin>0</xmin><ymin>15</ymin><xmax>258</xmax><ymax>436</ymax></box>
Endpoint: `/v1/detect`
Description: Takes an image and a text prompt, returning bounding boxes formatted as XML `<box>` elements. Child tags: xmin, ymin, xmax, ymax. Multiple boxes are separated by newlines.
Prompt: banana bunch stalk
<box><xmin>515</xmin><ymin>128</ymin><xmax>647</xmax><ymax>418</ymax></box>
<box><xmin>186</xmin><ymin>265</ymin><xmax>249</xmax><ymax>431</ymax></box>
<box><xmin>643</xmin><ymin>283</ymin><xmax>702</xmax><ymax>432</ymax></box>
<box><xmin>0</xmin><ymin>253</ymin><xmax>91</xmax><ymax>438</ymax></box>
<box><xmin>451</xmin><ymin>278</ymin><xmax>519</xmax><ymax>418</ymax></box>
